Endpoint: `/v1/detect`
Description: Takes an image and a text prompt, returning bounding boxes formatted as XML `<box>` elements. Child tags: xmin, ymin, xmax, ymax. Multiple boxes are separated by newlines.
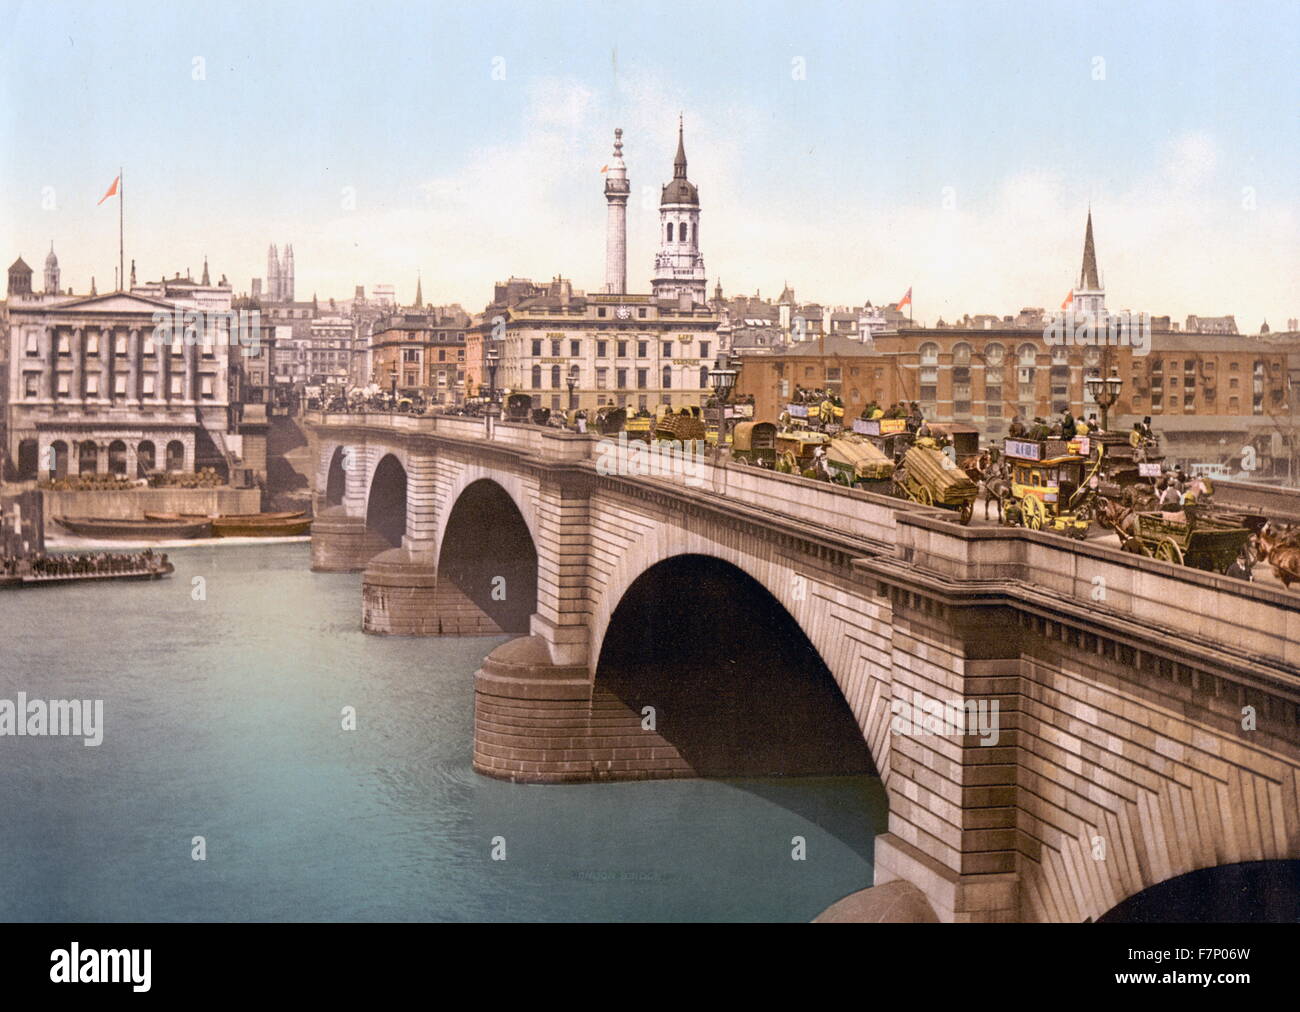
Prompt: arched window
<box><xmin>108</xmin><ymin>440</ymin><xmax>127</xmax><ymax>475</ymax></box>
<box><xmin>684</xmin><ymin>223</ymin><xmax>691</xmax><ymax>244</ymax></box>
<box><xmin>699</xmin><ymin>365</ymin><xmax>709</xmax><ymax>388</ymax></box>
<box><xmin>166</xmin><ymin>440</ymin><xmax>185</xmax><ymax>472</ymax></box>
<box><xmin>531</xmin><ymin>365</ymin><xmax>541</xmax><ymax>389</ymax></box>
<box><xmin>952</xmin><ymin>342</ymin><xmax>972</xmax><ymax>367</ymax></box>
<box><xmin>50</xmin><ymin>440</ymin><xmax>69</xmax><ymax>478</ymax></box>
<box><xmin>136</xmin><ymin>440</ymin><xmax>155</xmax><ymax>476</ymax></box>
<box><xmin>666</xmin><ymin>223</ymin><xmax>674</xmax><ymax>243</ymax></box>
<box><xmin>919</xmin><ymin>342</ymin><xmax>940</xmax><ymax>365</ymax></box>
<box><xmin>78</xmin><ymin>440</ymin><xmax>98</xmax><ymax>475</ymax></box>
<box><xmin>551</xmin><ymin>365</ymin><xmax>561</xmax><ymax>388</ymax></box>
<box><xmin>984</xmin><ymin>342</ymin><xmax>1005</xmax><ymax>366</ymax></box>
<box><xmin>1018</xmin><ymin>343</ymin><xmax>1038</xmax><ymax>367</ymax></box>
<box><xmin>662</xmin><ymin>365</ymin><xmax>672</xmax><ymax>389</ymax></box>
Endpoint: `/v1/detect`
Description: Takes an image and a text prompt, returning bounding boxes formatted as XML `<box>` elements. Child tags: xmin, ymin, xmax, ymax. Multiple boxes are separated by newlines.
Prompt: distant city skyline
<box><xmin>2</xmin><ymin>0</ymin><xmax>1296</xmax><ymax>327</ymax></box>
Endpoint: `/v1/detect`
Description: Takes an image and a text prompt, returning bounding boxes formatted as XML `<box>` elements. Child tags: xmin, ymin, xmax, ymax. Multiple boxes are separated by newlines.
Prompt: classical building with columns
<box><xmin>4</xmin><ymin>255</ymin><xmax>242</xmax><ymax>481</ymax></box>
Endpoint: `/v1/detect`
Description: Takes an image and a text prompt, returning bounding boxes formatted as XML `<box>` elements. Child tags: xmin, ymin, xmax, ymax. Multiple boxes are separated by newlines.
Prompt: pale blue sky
<box><xmin>1</xmin><ymin>0</ymin><xmax>1296</xmax><ymax>325</ymax></box>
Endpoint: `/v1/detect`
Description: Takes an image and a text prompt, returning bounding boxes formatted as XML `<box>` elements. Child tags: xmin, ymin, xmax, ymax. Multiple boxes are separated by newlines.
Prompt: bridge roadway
<box><xmin>305</xmin><ymin>410</ymin><xmax>1300</xmax><ymax>923</ymax></box>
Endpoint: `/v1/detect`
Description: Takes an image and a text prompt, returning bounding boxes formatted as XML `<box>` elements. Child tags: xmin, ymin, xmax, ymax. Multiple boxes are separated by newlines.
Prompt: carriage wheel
<box><xmin>778</xmin><ymin>450</ymin><xmax>797</xmax><ymax>473</ymax></box>
<box><xmin>916</xmin><ymin>486</ymin><xmax>933</xmax><ymax>507</ymax></box>
<box><xmin>1023</xmin><ymin>497</ymin><xmax>1044</xmax><ymax>530</ymax></box>
<box><xmin>959</xmin><ymin>500</ymin><xmax>974</xmax><ymax>525</ymax></box>
<box><xmin>1155</xmin><ymin>538</ymin><xmax>1184</xmax><ymax>566</ymax></box>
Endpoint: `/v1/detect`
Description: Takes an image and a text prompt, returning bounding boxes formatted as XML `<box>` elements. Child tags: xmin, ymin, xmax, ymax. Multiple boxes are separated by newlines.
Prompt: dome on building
<box><xmin>660</xmin><ymin>120</ymin><xmax>699</xmax><ymax>206</ymax></box>
<box><xmin>45</xmin><ymin>244</ymin><xmax>58</xmax><ymax>270</ymax></box>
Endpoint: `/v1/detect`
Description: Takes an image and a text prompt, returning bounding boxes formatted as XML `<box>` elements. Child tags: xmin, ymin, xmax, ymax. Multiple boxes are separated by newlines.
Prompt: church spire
<box><xmin>1080</xmin><ymin>208</ymin><xmax>1100</xmax><ymax>290</ymax></box>
<box><xmin>673</xmin><ymin>115</ymin><xmax>687</xmax><ymax>179</ymax></box>
<box><xmin>414</xmin><ymin>272</ymin><xmax>424</xmax><ymax>309</ymax></box>
<box><xmin>201</xmin><ymin>256</ymin><xmax>210</xmax><ymax>286</ymax></box>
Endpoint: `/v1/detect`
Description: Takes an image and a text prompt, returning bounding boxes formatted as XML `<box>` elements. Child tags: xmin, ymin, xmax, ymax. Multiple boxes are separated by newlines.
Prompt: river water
<box><xmin>0</xmin><ymin>542</ymin><xmax>886</xmax><ymax>922</ymax></box>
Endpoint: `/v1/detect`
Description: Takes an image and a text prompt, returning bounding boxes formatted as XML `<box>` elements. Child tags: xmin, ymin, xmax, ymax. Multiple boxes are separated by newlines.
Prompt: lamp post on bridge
<box><xmin>709</xmin><ymin>352</ymin><xmax>738</xmax><ymax>456</ymax></box>
<box><xmin>1084</xmin><ymin>369</ymin><xmax>1124</xmax><ymax>433</ymax></box>
<box><xmin>485</xmin><ymin>345</ymin><xmax>500</xmax><ymax>438</ymax></box>
<box><xmin>567</xmin><ymin>364</ymin><xmax>579</xmax><ymax>415</ymax></box>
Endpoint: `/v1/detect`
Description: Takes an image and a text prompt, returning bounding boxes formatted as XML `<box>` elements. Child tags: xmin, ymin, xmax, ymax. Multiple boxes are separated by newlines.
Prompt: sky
<box><xmin>1</xmin><ymin>0</ymin><xmax>1297</xmax><ymax>328</ymax></box>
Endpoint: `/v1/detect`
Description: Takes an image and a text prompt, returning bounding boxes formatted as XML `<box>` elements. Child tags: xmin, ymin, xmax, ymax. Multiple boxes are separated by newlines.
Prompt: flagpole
<box><xmin>118</xmin><ymin>167</ymin><xmax>124</xmax><ymax>292</ymax></box>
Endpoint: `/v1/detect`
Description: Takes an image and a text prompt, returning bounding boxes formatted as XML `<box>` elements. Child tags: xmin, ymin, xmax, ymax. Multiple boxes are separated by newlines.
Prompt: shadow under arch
<box><xmin>1098</xmin><ymin>859</ymin><xmax>1300</xmax><ymax>923</ymax></box>
<box><xmin>325</xmin><ymin>446</ymin><xmax>347</xmax><ymax>507</ymax></box>
<box><xmin>437</xmin><ymin>478</ymin><xmax>537</xmax><ymax>632</ymax></box>
<box><xmin>596</xmin><ymin>553</ymin><xmax>877</xmax><ymax>778</ymax></box>
<box><xmin>366</xmin><ymin>454</ymin><xmax>407</xmax><ymax>547</ymax></box>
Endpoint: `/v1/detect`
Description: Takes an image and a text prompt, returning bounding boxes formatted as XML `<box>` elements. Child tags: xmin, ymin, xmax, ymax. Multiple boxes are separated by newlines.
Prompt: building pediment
<box><xmin>48</xmin><ymin>292</ymin><xmax>178</xmax><ymax>314</ymax></box>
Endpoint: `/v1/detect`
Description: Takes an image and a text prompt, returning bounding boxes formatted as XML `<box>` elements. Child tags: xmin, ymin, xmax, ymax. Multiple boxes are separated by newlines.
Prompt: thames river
<box><xmin>0</xmin><ymin>542</ymin><xmax>885</xmax><ymax>922</ymax></box>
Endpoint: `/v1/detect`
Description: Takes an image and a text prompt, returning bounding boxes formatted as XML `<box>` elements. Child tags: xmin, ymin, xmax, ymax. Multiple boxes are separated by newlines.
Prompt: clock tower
<box><xmin>651</xmin><ymin>117</ymin><xmax>707</xmax><ymax>306</ymax></box>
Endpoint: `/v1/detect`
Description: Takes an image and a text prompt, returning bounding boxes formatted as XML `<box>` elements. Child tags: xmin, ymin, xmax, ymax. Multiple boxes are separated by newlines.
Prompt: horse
<box><xmin>978</xmin><ymin>459</ymin><xmax>1011</xmax><ymax>522</ymax></box>
<box><xmin>1257</xmin><ymin>523</ymin><xmax>1300</xmax><ymax>589</ymax></box>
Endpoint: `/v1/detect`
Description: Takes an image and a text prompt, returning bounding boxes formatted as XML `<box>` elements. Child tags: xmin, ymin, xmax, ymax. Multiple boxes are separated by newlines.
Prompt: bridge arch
<box><xmin>366</xmin><ymin>453</ymin><xmax>408</xmax><ymax>547</ymax></box>
<box><xmin>324</xmin><ymin>445</ymin><xmax>348</xmax><ymax>507</ymax></box>
<box><xmin>1098</xmin><ymin>859</ymin><xmax>1300</xmax><ymax>923</ymax></box>
<box><xmin>432</xmin><ymin>463</ymin><xmax>539</xmax><ymax>556</ymax></box>
<box><xmin>594</xmin><ymin>550</ymin><xmax>879</xmax><ymax>778</ymax></box>
<box><xmin>437</xmin><ymin>478</ymin><xmax>538</xmax><ymax>633</ymax></box>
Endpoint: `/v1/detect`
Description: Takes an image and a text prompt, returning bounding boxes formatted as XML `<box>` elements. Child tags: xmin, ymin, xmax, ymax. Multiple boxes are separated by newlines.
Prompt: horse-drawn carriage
<box><xmin>592</xmin><ymin>404</ymin><xmax>627</xmax><ymax>435</ymax></box>
<box><xmin>624</xmin><ymin>410</ymin><xmax>654</xmax><ymax>443</ymax></box>
<box><xmin>999</xmin><ymin>436</ymin><xmax>1102</xmax><ymax>538</ymax></box>
<box><xmin>731</xmin><ymin>421</ymin><xmax>778</xmax><ymax>467</ymax></box>
<box><xmin>824</xmin><ymin>435</ymin><xmax>895</xmax><ymax>491</ymax></box>
<box><xmin>654</xmin><ymin>405</ymin><xmax>706</xmax><ymax>442</ymax></box>
<box><xmin>1123</xmin><ymin>510</ymin><xmax>1252</xmax><ymax>573</ymax></box>
<box><xmin>850</xmin><ymin>416</ymin><xmax>915</xmax><ymax>462</ymax></box>
<box><xmin>505</xmin><ymin>392</ymin><xmax>533</xmax><ymax>422</ymax></box>
<box><xmin>893</xmin><ymin>444</ymin><xmax>978</xmax><ymax>524</ymax></box>
<box><xmin>774</xmin><ymin>430</ymin><xmax>831</xmax><ymax>477</ymax></box>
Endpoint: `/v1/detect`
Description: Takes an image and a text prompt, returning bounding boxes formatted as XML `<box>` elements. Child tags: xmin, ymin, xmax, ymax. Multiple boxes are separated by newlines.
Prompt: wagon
<box><xmin>592</xmin><ymin>405</ymin><xmax>627</xmax><ymax>435</ymax></box>
<box><xmin>505</xmin><ymin>392</ymin><xmax>534</xmax><ymax>422</ymax></box>
<box><xmin>731</xmin><ymin>421</ymin><xmax>778</xmax><ymax>467</ymax></box>
<box><xmin>1124</xmin><ymin>511</ymin><xmax>1253</xmax><ymax>573</ymax></box>
<box><xmin>824</xmin><ymin>434</ymin><xmax>895</xmax><ymax>490</ymax></box>
<box><xmin>775</xmin><ymin>430</ymin><xmax>830</xmax><ymax>476</ymax></box>
<box><xmin>894</xmin><ymin>445</ymin><xmax>978</xmax><ymax>524</ymax></box>
<box><xmin>624</xmin><ymin>410</ymin><xmax>654</xmax><ymax>443</ymax></box>
<box><xmin>1001</xmin><ymin>436</ymin><xmax>1103</xmax><ymax>538</ymax></box>
<box><xmin>654</xmin><ymin>405</ymin><xmax>706</xmax><ymax>442</ymax></box>
<box><xmin>926</xmin><ymin>422</ymin><xmax>981</xmax><ymax>459</ymax></box>
<box><xmin>851</xmin><ymin>416</ymin><xmax>915</xmax><ymax>462</ymax></box>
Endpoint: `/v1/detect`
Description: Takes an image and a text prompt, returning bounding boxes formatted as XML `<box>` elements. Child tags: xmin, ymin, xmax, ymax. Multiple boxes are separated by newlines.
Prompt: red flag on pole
<box><xmin>1060</xmin><ymin>290</ymin><xmax>1074</xmax><ymax>310</ymax></box>
<box><xmin>897</xmin><ymin>287</ymin><xmax>912</xmax><ymax>310</ymax></box>
<box><xmin>97</xmin><ymin>175</ymin><xmax>120</xmax><ymax>205</ymax></box>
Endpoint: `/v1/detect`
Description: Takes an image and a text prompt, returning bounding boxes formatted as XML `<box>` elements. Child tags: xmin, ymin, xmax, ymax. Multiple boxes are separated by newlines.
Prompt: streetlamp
<box><xmin>709</xmin><ymin>352</ymin><xmax>738</xmax><ymax>449</ymax></box>
<box><xmin>567</xmin><ymin>364</ymin><xmax>579</xmax><ymax>414</ymax></box>
<box><xmin>485</xmin><ymin>344</ymin><xmax>500</xmax><ymax>405</ymax></box>
<box><xmin>1084</xmin><ymin>369</ymin><xmax>1124</xmax><ymax>432</ymax></box>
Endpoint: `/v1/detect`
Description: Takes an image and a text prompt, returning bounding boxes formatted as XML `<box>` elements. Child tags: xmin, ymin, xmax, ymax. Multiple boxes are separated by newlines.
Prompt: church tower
<box><xmin>284</xmin><ymin>244</ymin><xmax>295</xmax><ymax>302</ymax></box>
<box><xmin>651</xmin><ymin>117</ymin><xmax>706</xmax><ymax>305</ymax></box>
<box><xmin>44</xmin><ymin>242</ymin><xmax>60</xmax><ymax>295</ymax></box>
<box><xmin>603</xmin><ymin>127</ymin><xmax>629</xmax><ymax>295</ymax></box>
<box><xmin>268</xmin><ymin>244</ymin><xmax>281</xmax><ymax>301</ymax></box>
<box><xmin>1071</xmin><ymin>210</ymin><xmax>1105</xmax><ymax>319</ymax></box>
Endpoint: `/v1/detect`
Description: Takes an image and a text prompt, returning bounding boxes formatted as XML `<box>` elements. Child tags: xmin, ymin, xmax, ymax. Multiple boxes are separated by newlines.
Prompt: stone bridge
<box><xmin>306</xmin><ymin>410</ymin><xmax>1300</xmax><ymax>923</ymax></box>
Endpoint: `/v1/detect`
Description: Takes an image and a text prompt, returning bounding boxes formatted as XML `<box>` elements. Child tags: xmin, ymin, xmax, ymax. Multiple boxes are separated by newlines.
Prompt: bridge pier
<box><xmin>472</xmin><ymin>636</ymin><xmax>694</xmax><ymax>783</ymax></box>
<box><xmin>361</xmin><ymin>548</ymin><xmax>507</xmax><ymax>636</ymax></box>
<box><xmin>310</xmin><ymin>506</ymin><xmax>391</xmax><ymax>572</ymax></box>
